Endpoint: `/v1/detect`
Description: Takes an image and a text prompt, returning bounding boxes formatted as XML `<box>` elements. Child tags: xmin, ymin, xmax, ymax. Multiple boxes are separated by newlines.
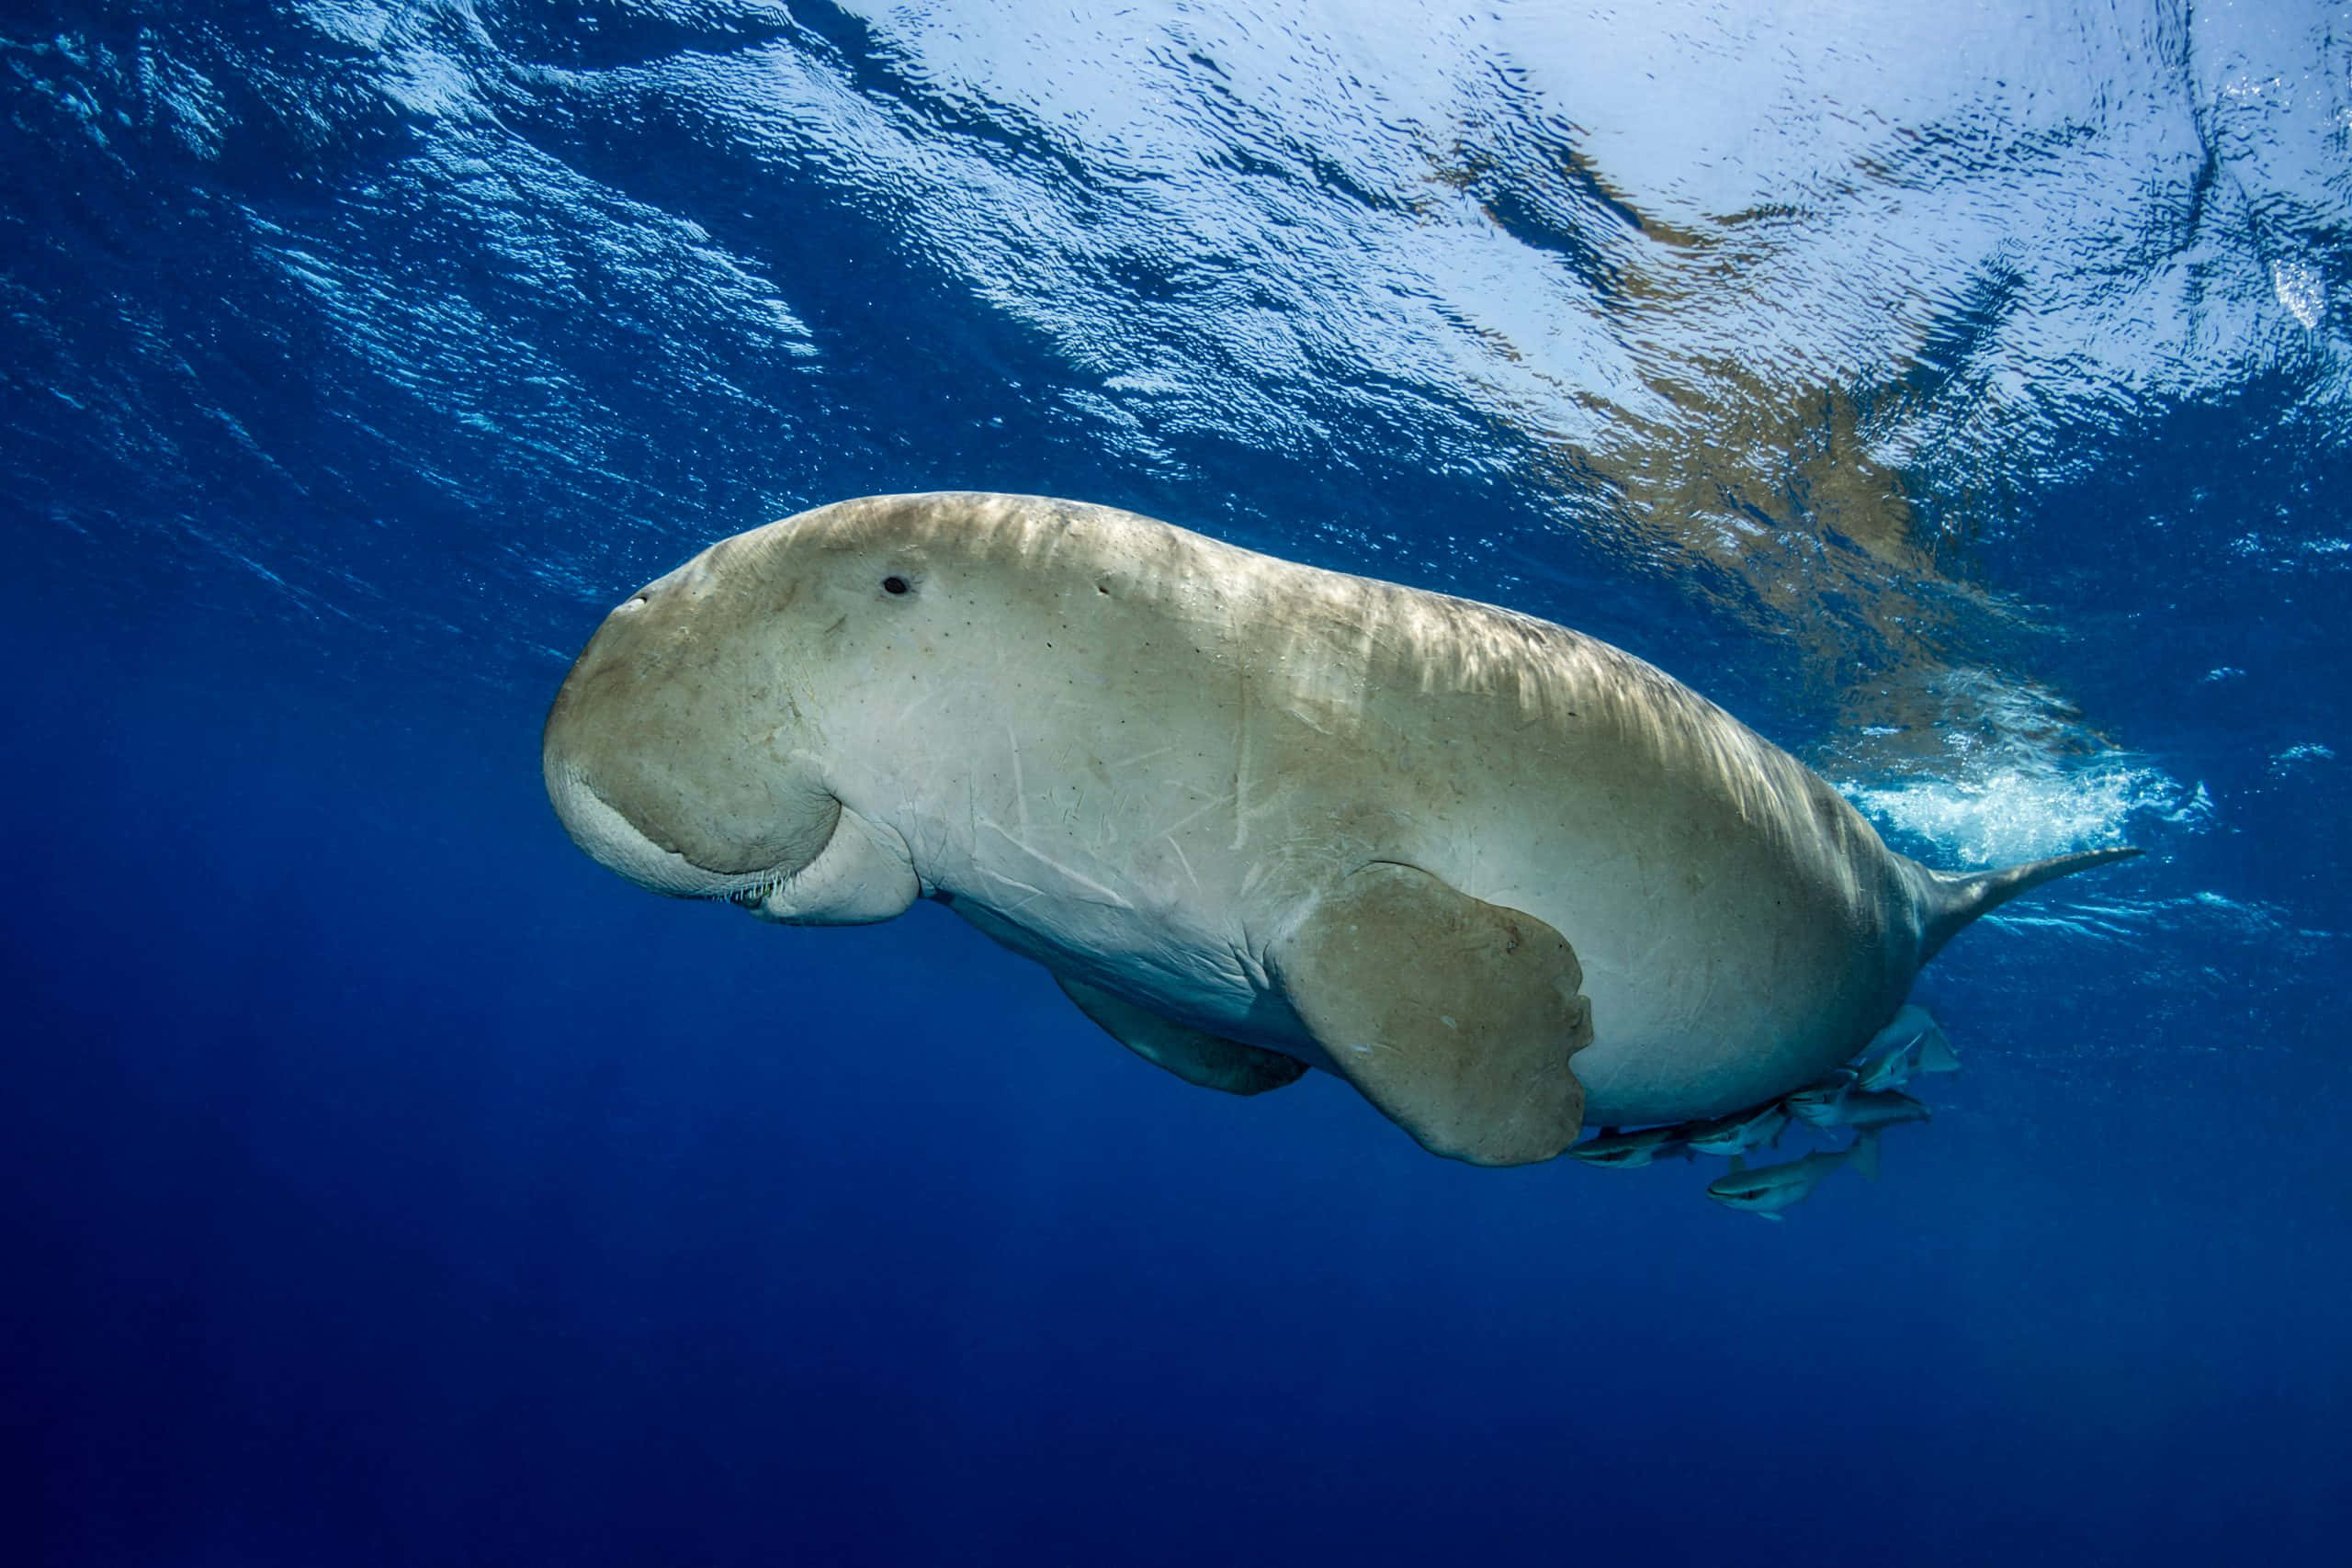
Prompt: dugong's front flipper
<box><xmin>1272</xmin><ymin>863</ymin><xmax>1593</xmax><ymax>1167</ymax></box>
<box><xmin>1054</xmin><ymin>974</ymin><xmax>1309</xmax><ymax>1096</ymax></box>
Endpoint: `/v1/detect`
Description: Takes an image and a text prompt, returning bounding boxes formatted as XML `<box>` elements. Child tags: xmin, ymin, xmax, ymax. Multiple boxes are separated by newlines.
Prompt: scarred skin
<box><xmin>544</xmin><ymin>491</ymin><xmax>2121</xmax><ymax>1151</ymax></box>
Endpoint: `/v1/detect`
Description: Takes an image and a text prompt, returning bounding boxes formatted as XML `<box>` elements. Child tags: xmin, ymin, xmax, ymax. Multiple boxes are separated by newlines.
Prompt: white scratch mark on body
<box><xmin>1164</xmin><ymin>834</ymin><xmax>1201</xmax><ymax>894</ymax></box>
<box><xmin>978</xmin><ymin>822</ymin><xmax>1136</xmax><ymax>911</ymax></box>
<box><xmin>1155</xmin><ymin>789</ymin><xmax>1240</xmax><ymax>842</ymax></box>
<box><xmin>894</xmin><ymin>686</ymin><xmax>942</xmax><ymax>728</ymax></box>
<box><xmin>1232</xmin><ymin>678</ymin><xmax>1252</xmax><ymax>853</ymax></box>
<box><xmin>1009</xmin><ymin>727</ymin><xmax>1030</xmax><ymax>838</ymax></box>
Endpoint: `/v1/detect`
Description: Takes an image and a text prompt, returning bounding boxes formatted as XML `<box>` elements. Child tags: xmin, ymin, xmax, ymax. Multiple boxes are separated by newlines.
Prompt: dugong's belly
<box><xmin>950</xmin><ymin>825</ymin><xmax>1907</xmax><ymax>1130</ymax></box>
<box><xmin>1564</xmin><ymin>960</ymin><xmax>1896</xmax><ymax>1128</ymax></box>
<box><xmin>939</xmin><ymin>866</ymin><xmax>1313</xmax><ymax>1057</ymax></box>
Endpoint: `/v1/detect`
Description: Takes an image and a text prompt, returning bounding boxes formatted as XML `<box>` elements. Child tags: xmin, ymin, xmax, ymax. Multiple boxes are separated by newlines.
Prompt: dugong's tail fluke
<box><xmin>1914</xmin><ymin>846</ymin><xmax>2144</xmax><ymax>962</ymax></box>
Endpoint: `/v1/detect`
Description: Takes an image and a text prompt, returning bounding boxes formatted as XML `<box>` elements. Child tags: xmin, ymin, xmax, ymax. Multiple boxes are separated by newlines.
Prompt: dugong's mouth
<box><xmin>548</xmin><ymin>752</ymin><xmax>921</xmax><ymax>930</ymax></box>
<box><xmin>544</xmin><ymin>761</ymin><xmax>800</xmax><ymax>905</ymax></box>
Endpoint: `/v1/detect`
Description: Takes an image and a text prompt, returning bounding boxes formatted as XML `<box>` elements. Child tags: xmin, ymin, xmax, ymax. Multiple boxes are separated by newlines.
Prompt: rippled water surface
<box><xmin>6</xmin><ymin>4</ymin><xmax>2347</xmax><ymax>1563</ymax></box>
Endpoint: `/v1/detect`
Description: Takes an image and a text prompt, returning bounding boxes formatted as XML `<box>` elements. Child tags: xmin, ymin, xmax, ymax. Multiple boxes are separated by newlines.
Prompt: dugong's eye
<box><xmin>881</xmin><ymin>575</ymin><xmax>910</xmax><ymax>596</ymax></box>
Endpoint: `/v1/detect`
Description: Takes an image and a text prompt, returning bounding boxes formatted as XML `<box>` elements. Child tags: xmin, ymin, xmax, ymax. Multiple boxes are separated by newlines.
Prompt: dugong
<box><xmin>543</xmin><ymin>492</ymin><xmax>2136</xmax><ymax>1165</ymax></box>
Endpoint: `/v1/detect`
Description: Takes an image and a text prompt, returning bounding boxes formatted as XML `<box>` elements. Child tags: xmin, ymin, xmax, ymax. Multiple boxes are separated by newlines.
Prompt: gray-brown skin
<box><xmin>543</xmin><ymin>492</ymin><xmax>2138</xmax><ymax>1166</ymax></box>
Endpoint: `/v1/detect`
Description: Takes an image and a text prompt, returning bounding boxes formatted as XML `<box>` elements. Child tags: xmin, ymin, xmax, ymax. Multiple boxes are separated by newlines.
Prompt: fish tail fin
<box><xmin>1917</xmin><ymin>1025</ymin><xmax>1961</xmax><ymax>1076</ymax></box>
<box><xmin>1849</xmin><ymin>1129</ymin><xmax>1882</xmax><ymax>1183</ymax></box>
<box><xmin>1913</xmin><ymin>847</ymin><xmax>2143</xmax><ymax>962</ymax></box>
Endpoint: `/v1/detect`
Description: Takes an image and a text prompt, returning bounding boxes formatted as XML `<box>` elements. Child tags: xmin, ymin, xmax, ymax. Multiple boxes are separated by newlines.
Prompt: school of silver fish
<box><xmin>1569</xmin><ymin>1004</ymin><xmax>1958</xmax><ymax>1217</ymax></box>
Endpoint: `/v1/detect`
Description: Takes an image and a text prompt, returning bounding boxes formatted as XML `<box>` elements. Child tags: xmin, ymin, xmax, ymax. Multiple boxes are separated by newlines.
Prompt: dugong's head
<box><xmin>544</xmin><ymin>488</ymin><xmax>995</xmax><ymax>927</ymax></box>
<box><xmin>544</xmin><ymin>491</ymin><xmax>1161</xmax><ymax>919</ymax></box>
<box><xmin>542</xmin><ymin>523</ymin><xmax>850</xmax><ymax>901</ymax></box>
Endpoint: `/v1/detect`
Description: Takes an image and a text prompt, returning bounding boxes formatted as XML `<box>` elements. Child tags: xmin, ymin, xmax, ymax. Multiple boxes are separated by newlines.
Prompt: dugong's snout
<box><xmin>542</xmin><ymin>548</ymin><xmax>841</xmax><ymax>901</ymax></box>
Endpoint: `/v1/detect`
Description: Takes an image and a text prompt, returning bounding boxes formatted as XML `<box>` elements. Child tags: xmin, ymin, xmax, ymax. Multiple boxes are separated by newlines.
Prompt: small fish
<box><xmin>1682</xmin><ymin>1100</ymin><xmax>1792</xmax><ymax>1157</ymax></box>
<box><xmin>1852</xmin><ymin>1005</ymin><xmax>1959</xmax><ymax>1092</ymax></box>
<box><xmin>1781</xmin><ymin>1067</ymin><xmax>1860</xmax><ymax>1127</ymax></box>
<box><xmin>1568</xmin><ymin>1124</ymin><xmax>1690</xmax><ymax>1168</ymax></box>
<box><xmin>1707</xmin><ymin>1131</ymin><xmax>1881</xmax><ymax>1221</ymax></box>
<box><xmin>1803</xmin><ymin>1089</ymin><xmax>1930</xmax><ymax>1133</ymax></box>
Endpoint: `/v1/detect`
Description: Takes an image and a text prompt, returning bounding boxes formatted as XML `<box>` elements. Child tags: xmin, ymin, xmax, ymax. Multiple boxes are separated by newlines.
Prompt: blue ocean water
<box><xmin>5</xmin><ymin>2</ymin><xmax>2347</xmax><ymax>1562</ymax></box>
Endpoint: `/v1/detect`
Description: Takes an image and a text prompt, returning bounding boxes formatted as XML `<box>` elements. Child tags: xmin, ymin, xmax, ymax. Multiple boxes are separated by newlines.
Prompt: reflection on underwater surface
<box><xmin>11</xmin><ymin>3</ymin><xmax>2346</xmax><ymax>716</ymax></box>
<box><xmin>2</xmin><ymin>2</ymin><xmax>2348</xmax><ymax>1564</ymax></box>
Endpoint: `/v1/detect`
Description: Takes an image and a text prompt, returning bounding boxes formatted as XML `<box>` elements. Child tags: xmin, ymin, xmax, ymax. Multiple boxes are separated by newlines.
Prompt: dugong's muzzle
<box><xmin>542</xmin><ymin>545</ymin><xmax>838</xmax><ymax>899</ymax></box>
